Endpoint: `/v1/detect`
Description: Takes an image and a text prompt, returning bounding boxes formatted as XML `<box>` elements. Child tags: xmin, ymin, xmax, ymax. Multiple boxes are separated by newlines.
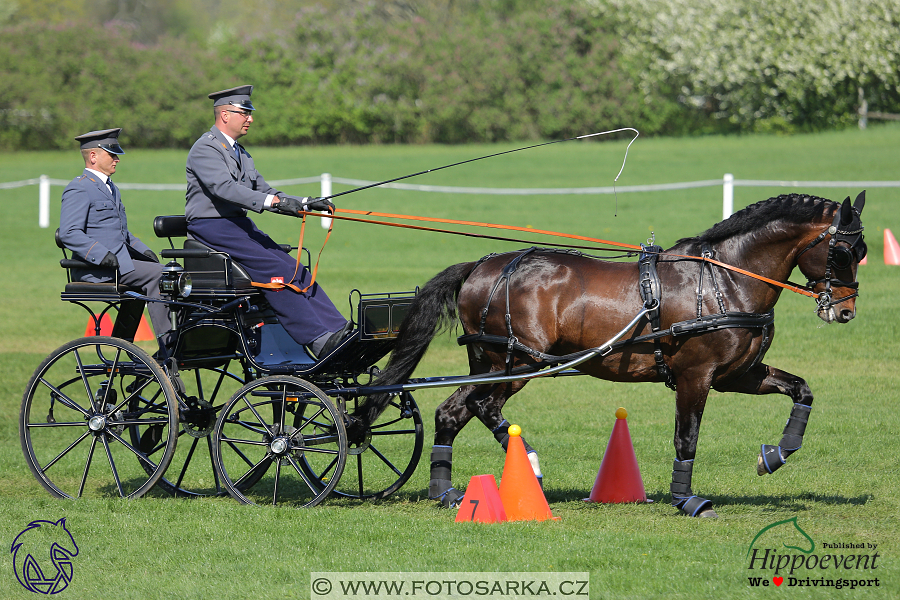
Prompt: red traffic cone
<box><xmin>498</xmin><ymin>425</ymin><xmax>558</xmax><ymax>521</ymax></box>
<box><xmin>885</xmin><ymin>229</ymin><xmax>900</xmax><ymax>266</ymax></box>
<box><xmin>587</xmin><ymin>408</ymin><xmax>647</xmax><ymax>503</ymax></box>
<box><xmin>455</xmin><ymin>474</ymin><xmax>507</xmax><ymax>523</ymax></box>
<box><xmin>84</xmin><ymin>314</ymin><xmax>114</xmax><ymax>336</ymax></box>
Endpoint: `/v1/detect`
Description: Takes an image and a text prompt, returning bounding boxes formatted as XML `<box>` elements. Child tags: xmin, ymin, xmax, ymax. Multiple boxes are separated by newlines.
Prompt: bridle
<box><xmin>795</xmin><ymin>204</ymin><xmax>866</xmax><ymax>312</ymax></box>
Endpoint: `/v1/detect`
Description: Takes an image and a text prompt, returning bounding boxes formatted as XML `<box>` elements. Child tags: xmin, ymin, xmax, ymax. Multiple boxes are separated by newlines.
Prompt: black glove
<box><xmin>271</xmin><ymin>196</ymin><xmax>304</xmax><ymax>216</ymax></box>
<box><xmin>99</xmin><ymin>251</ymin><xmax>119</xmax><ymax>269</ymax></box>
<box><xmin>143</xmin><ymin>249</ymin><xmax>159</xmax><ymax>263</ymax></box>
<box><xmin>304</xmin><ymin>197</ymin><xmax>335</xmax><ymax>212</ymax></box>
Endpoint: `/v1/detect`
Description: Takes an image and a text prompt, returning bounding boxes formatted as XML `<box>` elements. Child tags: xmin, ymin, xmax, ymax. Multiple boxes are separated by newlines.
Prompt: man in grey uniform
<box><xmin>58</xmin><ymin>128</ymin><xmax>171</xmax><ymax>347</ymax></box>
<box><xmin>185</xmin><ymin>85</ymin><xmax>351</xmax><ymax>357</ymax></box>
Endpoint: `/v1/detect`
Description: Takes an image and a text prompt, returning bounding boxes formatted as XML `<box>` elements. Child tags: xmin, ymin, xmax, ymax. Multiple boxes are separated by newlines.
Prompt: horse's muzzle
<box><xmin>817</xmin><ymin>304</ymin><xmax>856</xmax><ymax>324</ymax></box>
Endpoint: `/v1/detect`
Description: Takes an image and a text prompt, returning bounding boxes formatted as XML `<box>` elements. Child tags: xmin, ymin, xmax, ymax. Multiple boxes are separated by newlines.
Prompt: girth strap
<box><xmin>639</xmin><ymin>244</ymin><xmax>675</xmax><ymax>390</ymax></box>
<box><xmin>476</xmin><ymin>248</ymin><xmax>538</xmax><ymax>375</ymax></box>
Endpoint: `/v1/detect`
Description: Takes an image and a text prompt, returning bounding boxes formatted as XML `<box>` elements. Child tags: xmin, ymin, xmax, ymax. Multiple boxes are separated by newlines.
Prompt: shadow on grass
<box><xmin>543</xmin><ymin>487</ymin><xmax>874</xmax><ymax>510</ymax></box>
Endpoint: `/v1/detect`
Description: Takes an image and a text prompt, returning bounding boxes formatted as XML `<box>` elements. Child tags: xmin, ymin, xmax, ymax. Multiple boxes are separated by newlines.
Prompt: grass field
<box><xmin>1</xmin><ymin>124</ymin><xmax>898</xmax><ymax>599</ymax></box>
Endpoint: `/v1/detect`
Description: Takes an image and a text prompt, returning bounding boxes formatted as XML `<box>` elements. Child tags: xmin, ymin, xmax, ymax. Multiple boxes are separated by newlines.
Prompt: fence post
<box><xmin>320</xmin><ymin>172</ymin><xmax>332</xmax><ymax>229</ymax></box>
<box><xmin>723</xmin><ymin>173</ymin><xmax>734</xmax><ymax>220</ymax></box>
<box><xmin>39</xmin><ymin>174</ymin><xmax>50</xmax><ymax>229</ymax></box>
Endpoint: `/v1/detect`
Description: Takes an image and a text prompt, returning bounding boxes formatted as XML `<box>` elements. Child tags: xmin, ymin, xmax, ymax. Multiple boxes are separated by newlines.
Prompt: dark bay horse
<box><xmin>354</xmin><ymin>192</ymin><xmax>866</xmax><ymax>517</ymax></box>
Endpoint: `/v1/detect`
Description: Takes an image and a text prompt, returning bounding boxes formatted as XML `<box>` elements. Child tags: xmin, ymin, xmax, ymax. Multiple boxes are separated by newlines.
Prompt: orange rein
<box><xmin>258</xmin><ymin>207</ymin><xmax>819</xmax><ymax>301</ymax></box>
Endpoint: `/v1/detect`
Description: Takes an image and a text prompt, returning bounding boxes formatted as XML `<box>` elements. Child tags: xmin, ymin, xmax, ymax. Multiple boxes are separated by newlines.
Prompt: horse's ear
<box><xmin>840</xmin><ymin>196</ymin><xmax>854</xmax><ymax>225</ymax></box>
<box><xmin>853</xmin><ymin>190</ymin><xmax>866</xmax><ymax>215</ymax></box>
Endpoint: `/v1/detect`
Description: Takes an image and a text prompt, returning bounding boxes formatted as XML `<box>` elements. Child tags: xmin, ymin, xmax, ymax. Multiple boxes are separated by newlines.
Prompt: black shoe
<box><xmin>318</xmin><ymin>322</ymin><xmax>354</xmax><ymax>357</ymax></box>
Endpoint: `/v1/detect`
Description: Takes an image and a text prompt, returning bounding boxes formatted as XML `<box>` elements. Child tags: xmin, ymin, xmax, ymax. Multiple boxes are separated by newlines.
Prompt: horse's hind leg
<box><xmin>715</xmin><ymin>363</ymin><xmax>814</xmax><ymax>476</ymax></box>
<box><xmin>430</xmin><ymin>384</ymin><xmax>479</xmax><ymax>507</ymax></box>
<box><xmin>465</xmin><ymin>381</ymin><xmax>544</xmax><ymax>487</ymax></box>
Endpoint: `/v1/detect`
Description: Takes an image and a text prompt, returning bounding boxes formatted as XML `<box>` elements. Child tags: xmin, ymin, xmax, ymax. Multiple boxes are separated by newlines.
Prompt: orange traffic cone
<box><xmin>498</xmin><ymin>425</ymin><xmax>558</xmax><ymax>521</ymax></box>
<box><xmin>455</xmin><ymin>474</ymin><xmax>507</xmax><ymax>523</ymax></box>
<box><xmin>885</xmin><ymin>229</ymin><xmax>900</xmax><ymax>266</ymax></box>
<box><xmin>587</xmin><ymin>408</ymin><xmax>647</xmax><ymax>503</ymax></box>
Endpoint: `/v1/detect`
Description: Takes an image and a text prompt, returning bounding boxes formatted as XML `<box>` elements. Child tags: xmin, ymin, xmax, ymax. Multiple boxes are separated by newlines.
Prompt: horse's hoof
<box><xmin>698</xmin><ymin>509</ymin><xmax>718</xmax><ymax>518</ymax></box>
<box><xmin>757</xmin><ymin>453</ymin><xmax>767</xmax><ymax>476</ymax></box>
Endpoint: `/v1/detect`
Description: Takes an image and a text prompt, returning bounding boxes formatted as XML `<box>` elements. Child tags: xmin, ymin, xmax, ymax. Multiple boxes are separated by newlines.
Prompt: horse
<box><xmin>351</xmin><ymin>192</ymin><xmax>867</xmax><ymax>517</ymax></box>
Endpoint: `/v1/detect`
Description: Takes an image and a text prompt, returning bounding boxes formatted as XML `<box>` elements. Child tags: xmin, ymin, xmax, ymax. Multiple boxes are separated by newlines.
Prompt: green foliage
<box><xmin>0</xmin><ymin>1</ymin><xmax>681</xmax><ymax>149</ymax></box>
<box><xmin>0</xmin><ymin>21</ymin><xmax>232</xmax><ymax>150</ymax></box>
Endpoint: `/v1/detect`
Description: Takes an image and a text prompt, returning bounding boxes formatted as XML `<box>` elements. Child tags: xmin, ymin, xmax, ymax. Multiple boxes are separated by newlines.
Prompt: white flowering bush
<box><xmin>588</xmin><ymin>0</ymin><xmax>900</xmax><ymax>131</ymax></box>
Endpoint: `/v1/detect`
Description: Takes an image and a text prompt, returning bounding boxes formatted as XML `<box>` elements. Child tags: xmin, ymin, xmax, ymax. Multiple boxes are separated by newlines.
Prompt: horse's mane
<box><xmin>675</xmin><ymin>193</ymin><xmax>836</xmax><ymax>246</ymax></box>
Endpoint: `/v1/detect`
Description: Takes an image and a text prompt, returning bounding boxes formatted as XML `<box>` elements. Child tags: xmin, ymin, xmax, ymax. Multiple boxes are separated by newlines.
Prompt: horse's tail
<box><xmin>354</xmin><ymin>261</ymin><xmax>476</xmax><ymax>426</ymax></box>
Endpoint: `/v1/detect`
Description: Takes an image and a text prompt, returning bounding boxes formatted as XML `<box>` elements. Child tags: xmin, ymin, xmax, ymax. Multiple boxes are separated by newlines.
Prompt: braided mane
<box><xmin>677</xmin><ymin>194</ymin><xmax>836</xmax><ymax>246</ymax></box>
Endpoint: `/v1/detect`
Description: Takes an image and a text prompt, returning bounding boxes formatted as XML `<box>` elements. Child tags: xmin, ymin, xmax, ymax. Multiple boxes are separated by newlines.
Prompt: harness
<box><xmin>457</xmin><ymin>247</ymin><xmax>776</xmax><ymax>389</ymax></box>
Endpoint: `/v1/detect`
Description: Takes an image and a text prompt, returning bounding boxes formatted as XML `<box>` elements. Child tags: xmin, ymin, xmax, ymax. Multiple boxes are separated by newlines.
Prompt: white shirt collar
<box><xmin>85</xmin><ymin>168</ymin><xmax>109</xmax><ymax>183</ymax></box>
<box><xmin>220</xmin><ymin>131</ymin><xmax>237</xmax><ymax>149</ymax></box>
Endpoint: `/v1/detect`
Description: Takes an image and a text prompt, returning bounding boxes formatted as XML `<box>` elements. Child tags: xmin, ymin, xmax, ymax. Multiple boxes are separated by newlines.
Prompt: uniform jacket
<box><xmin>59</xmin><ymin>169</ymin><xmax>152</xmax><ymax>281</ymax></box>
<box><xmin>185</xmin><ymin>126</ymin><xmax>280</xmax><ymax>221</ymax></box>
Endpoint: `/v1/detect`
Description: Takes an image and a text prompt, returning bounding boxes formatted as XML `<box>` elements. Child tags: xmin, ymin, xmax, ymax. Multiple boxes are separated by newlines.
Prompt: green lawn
<box><xmin>1</xmin><ymin>125</ymin><xmax>898</xmax><ymax>599</ymax></box>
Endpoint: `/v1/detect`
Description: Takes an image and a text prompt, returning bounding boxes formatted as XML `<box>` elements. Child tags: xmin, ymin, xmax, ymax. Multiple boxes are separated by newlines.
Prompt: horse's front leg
<box><xmin>714</xmin><ymin>363</ymin><xmax>813</xmax><ymax>476</ymax></box>
<box><xmin>671</xmin><ymin>373</ymin><xmax>718</xmax><ymax>518</ymax></box>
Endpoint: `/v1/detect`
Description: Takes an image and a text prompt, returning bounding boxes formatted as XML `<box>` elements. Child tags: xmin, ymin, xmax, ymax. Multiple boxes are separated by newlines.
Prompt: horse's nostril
<box><xmin>840</xmin><ymin>309</ymin><xmax>855</xmax><ymax>321</ymax></box>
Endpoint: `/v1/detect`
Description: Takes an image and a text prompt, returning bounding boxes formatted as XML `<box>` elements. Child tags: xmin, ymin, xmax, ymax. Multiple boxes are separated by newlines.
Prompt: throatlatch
<box><xmin>759</xmin><ymin>403</ymin><xmax>812</xmax><ymax>474</ymax></box>
<box><xmin>670</xmin><ymin>459</ymin><xmax>713</xmax><ymax>516</ymax></box>
<box><xmin>429</xmin><ymin>445</ymin><xmax>464</xmax><ymax>507</ymax></box>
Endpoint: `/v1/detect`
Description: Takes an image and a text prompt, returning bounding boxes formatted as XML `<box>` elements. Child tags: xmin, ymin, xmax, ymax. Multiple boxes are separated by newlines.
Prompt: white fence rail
<box><xmin>4</xmin><ymin>173</ymin><xmax>898</xmax><ymax>229</ymax></box>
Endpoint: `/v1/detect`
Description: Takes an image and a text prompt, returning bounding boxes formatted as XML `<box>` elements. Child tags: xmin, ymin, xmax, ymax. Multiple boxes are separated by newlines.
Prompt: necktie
<box><xmin>107</xmin><ymin>178</ymin><xmax>116</xmax><ymax>198</ymax></box>
<box><xmin>232</xmin><ymin>144</ymin><xmax>241</xmax><ymax>164</ymax></box>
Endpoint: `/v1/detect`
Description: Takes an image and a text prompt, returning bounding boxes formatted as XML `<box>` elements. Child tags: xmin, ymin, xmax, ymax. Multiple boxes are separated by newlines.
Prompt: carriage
<box><xmin>20</xmin><ymin>215</ymin><xmax>427</xmax><ymax>507</ymax></box>
<box><xmin>20</xmin><ymin>190</ymin><xmax>867</xmax><ymax>516</ymax></box>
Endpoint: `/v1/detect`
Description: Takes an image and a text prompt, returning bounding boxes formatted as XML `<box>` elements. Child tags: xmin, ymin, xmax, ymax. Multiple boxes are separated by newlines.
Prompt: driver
<box><xmin>184</xmin><ymin>85</ymin><xmax>351</xmax><ymax>357</ymax></box>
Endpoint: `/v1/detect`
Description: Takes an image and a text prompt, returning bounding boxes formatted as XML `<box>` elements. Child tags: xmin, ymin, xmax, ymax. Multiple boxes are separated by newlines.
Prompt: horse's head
<box><xmin>796</xmin><ymin>191</ymin><xmax>866</xmax><ymax>324</ymax></box>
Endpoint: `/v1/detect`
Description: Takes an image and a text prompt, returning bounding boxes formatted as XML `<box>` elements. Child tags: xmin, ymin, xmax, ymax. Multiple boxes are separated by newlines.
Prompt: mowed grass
<box><xmin>1</xmin><ymin>125</ymin><xmax>898</xmax><ymax>599</ymax></box>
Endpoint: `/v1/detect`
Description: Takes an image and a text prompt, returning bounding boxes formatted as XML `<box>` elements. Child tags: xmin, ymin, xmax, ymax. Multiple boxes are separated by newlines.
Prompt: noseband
<box><xmin>796</xmin><ymin>206</ymin><xmax>865</xmax><ymax>311</ymax></box>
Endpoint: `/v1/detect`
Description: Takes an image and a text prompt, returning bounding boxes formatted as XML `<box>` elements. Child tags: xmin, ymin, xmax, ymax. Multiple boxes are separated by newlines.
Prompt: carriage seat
<box><xmin>153</xmin><ymin>215</ymin><xmax>256</xmax><ymax>296</ymax></box>
<box><xmin>55</xmin><ymin>229</ymin><xmax>142</xmax><ymax>296</ymax></box>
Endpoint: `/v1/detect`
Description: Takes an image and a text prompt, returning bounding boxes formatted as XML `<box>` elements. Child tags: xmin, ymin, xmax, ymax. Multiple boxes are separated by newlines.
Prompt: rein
<box><xmin>292</xmin><ymin>207</ymin><xmax>825</xmax><ymax>301</ymax></box>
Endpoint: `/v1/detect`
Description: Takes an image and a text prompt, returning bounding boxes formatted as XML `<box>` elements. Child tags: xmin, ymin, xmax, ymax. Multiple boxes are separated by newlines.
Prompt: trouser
<box><xmin>119</xmin><ymin>258</ymin><xmax>171</xmax><ymax>342</ymax></box>
<box><xmin>188</xmin><ymin>216</ymin><xmax>347</xmax><ymax>346</ymax></box>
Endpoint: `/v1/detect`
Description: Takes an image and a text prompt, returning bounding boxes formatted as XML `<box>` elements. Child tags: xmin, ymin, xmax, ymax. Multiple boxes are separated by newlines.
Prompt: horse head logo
<box><xmin>11</xmin><ymin>518</ymin><xmax>79</xmax><ymax>594</ymax></box>
<box><xmin>747</xmin><ymin>516</ymin><xmax>815</xmax><ymax>557</ymax></box>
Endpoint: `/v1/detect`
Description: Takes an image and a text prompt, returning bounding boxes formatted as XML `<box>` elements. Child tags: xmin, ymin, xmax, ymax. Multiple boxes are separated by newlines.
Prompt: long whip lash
<box><xmin>323</xmin><ymin>128</ymin><xmax>640</xmax><ymax>201</ymax></box>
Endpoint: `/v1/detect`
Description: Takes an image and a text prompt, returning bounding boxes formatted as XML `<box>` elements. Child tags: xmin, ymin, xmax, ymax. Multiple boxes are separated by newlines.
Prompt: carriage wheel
<box><xmin>19</xmin><ymin>337</ymin><xmax>178</xmax><ymax>499</ymax></box>
<box><xmin>129</xmin><ymin>361</ymin><xmax>252</xmax><ymax>497</ymax></box>
<box><xmin>212</xmin><ymin>376</ymin><xmax>347</xmax><ymax>508</ymax></box>
<box><xmin>306</xmin><ymin>392</ymin><xmax>423</xmax><ymax>500</ymax></box>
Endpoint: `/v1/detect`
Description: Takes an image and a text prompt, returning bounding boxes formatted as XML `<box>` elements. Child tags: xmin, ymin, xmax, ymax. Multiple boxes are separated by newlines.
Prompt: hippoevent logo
<box><xmin>11</xmin><ymin>519</ymin><xmax>79</xmax><ymax>594</ymax></box>
<box><xmin>746</xmin><ymin>517</ymin><xmax>881</xmax><ymax>590</ymax></box>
